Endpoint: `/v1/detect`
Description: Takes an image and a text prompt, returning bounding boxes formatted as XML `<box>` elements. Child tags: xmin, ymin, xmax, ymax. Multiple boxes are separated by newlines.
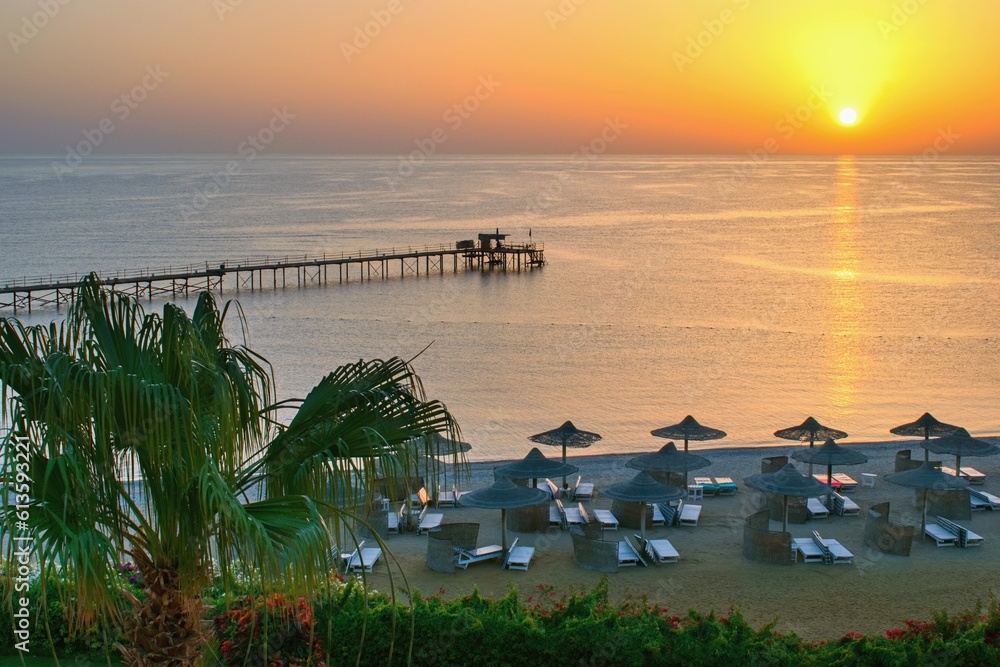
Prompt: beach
<box><xmin>360</xmin><ymin>438</ymin><xmax>1000</xmax><ymax>641</ymax></box>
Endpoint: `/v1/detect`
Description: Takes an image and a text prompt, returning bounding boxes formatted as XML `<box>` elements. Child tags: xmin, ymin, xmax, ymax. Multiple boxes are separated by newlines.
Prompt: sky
<box><xmin>1</xmin><ymin>0</ymin><xmax>998</xmax><ymax>155</ymax></box>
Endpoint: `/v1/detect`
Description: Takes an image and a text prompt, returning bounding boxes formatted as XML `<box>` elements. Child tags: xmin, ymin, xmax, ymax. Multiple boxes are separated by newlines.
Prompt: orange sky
<box><xmin>1</xmin><ymin>0</ymin><xmax>997</xmax><ymax>154</ymax></box>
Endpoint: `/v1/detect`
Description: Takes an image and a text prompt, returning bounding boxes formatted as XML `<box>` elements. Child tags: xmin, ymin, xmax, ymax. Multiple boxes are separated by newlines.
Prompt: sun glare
<box><xmin>838</xmin><ymin>108</ymin><xmax>858</xmax><ymax>126</ymax></box>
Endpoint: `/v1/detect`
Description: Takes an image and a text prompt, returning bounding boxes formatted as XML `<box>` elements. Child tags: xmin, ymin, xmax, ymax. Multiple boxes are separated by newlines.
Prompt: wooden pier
<box><xmin>0</xmin><ymin>233</ymin><xmax>544</xmax><ymax>314</ymax></box>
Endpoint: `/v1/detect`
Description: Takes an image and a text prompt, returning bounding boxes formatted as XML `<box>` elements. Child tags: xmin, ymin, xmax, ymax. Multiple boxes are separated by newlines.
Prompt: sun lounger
<box><xmin>341</xmin><ymin>541</ymin><xmax>383</xmax><ymax>573</ymax></box>
<box><xmin>503</xmin><ymin>538</ymin><xmax>535</xmax><ymax>570</ymax></box>
<box><xmin>969</xmin><ymin>488</ymin><xmax>1000</xmax><ymax>511</ymax></box>
<box><xmin>806</xmin><ymin>497</ymin><xmax>829</xmax><ymax>519</ymax></box>
<box><xmin>960</xmin><ymin>467</ymin><xmax>986</xmax><ymax>484</ymax></box>
<box><xmin>416</xmin><ymin>506</ymin><xmax>444</xmax><ymax>535</ymax></box>
<box><xmin>659</xmin><ymin>502</ymin><xmax>679</xmax><ymax>527</ymax></box>
<box><xmin>549</xmin><ymin>503</ymin><xmax>564</xmax><ymax>527</ymax></box>
<box><xmin>573</xmin><ymin>476</ymin><xmax>594</xmax><ymax>501</ymax></box>
<box><xmin>693</xmin><ymin>476</ymin><xmax>718</xmax><ymax>496</ymax></box>
<box><xmin>792</xmin><ymin>537</ymin><xmax>824</xmax><ymax>563</ymax></box>
<box><xmin>811</xmin><ymin>531</ymin><xmax>853</xmax><ymax>564</ymax></box>
<box><xmin>832</xmin><ymin>473</ymin><xmax>858</xmax><ymax>492</ymax></box>
<box><xmin>813</xmin><ymin>474</ymin><xmax>843</xmax><ymax>490</ymax></box>
<box><xmin>641</xmin><ymin>535</ymin><xmax>680</xmax><ymax>563</ymax></box>
<box><xmin>832</xmin><ymin>492</ymin><xmax>860</xmax><ymax>516</ymax></box>
<box><xmin>455</xmin><ymin>544</ymin><xmax>504</xmax><ymax>569</ymax></box>
<box><xmin>557</xmin><ymin>499</ymin><xmax>585</xmax><ymax>526</ymax></box>
<box><xmin>617</xmin><ymin>537</ymin><xmax>645</xmax><ymax>567</ymax></box>
<box><xmin>545</xmin><ymin>478</ymin><xmax>561</xmax><ymax>499</ymax></box>
<box><xmin>387</xmin><ymin>503</ymin><xmax>403</xmax><ymax>534</ymax></box>
<box><xmin>924</xmin><ymin>523</ymin><xmax>957</xmax><ymax>547</ymax></box>
<box><xmin>650</xmin><ymin>503</ymin><xmax>665</xmax><ymax>526</ymax></box>
<box><xmin>678</xmin><ymin>501</ymin><xmax>701</xmax><ymax>527</ymax></box>
<box><xmin>592</xmin><ymin>508</ymin><xmax>620</xmax><ymax>531</ymax></box>
<box><xmin>935</xmin><ymin>517</ymin><xmax>984</xmax><ymax>548</ymax></box>
<box><xmin>437</xmin><ymin>485</ymin><xmax>457</xmax><ymax>508</ymax></box>
<box><xmin>454</xmin><ymin>486</ymin><xmax>470</xmax><ymax>505</ymax></box>
<box><xmin>714</xmin><ymin>477</ymin><xmax>739</xmax><ymax>496</ymax></box>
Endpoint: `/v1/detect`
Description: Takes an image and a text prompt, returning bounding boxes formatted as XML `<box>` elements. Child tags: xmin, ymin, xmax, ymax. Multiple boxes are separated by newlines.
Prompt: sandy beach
<box><xmin>359</xmin><ymin>438</ymin><xmax>1000</xmax><ymax>641</ymax></box>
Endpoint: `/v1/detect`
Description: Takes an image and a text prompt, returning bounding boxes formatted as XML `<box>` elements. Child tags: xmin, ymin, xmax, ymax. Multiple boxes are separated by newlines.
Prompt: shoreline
<box><xmin>371</xmin><ymin>436</ymin><xmax>1000</xmax><ymax>640</ymax></box>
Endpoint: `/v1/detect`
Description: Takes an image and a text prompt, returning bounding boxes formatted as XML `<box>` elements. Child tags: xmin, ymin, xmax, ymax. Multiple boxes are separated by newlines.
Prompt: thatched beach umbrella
<box><xmin>791</xmin><ymin>438</ymin><xmax>867</xmax><ymax>504</ymax></box>
<box><xmin>494</xmin><ymin>447</ymin><xmax>579</xmax><ymax>489</ymax></box>
<box><xmin>774</xmin><ymin>416</ymin><xmax>848</xmax><ymax>476</ymax></box>
<box><xmin>458</xmin><ymin>478</ymin><xmax>549</xmax><ymax>551</ymax></box>
<box><xmin>651</xmin><ymin>415</ymin><xmax>726</xmax><ymax>486</ymax></box>
<box><xmin>626</xmin><ymin>441</ymin><xmax>711</xmax><ymax>489</ymax></box>
<box><xmin>744</xmin><ymin>463</ymin><xmax>831</xmax><ymax>532</ymax></box>
<box><xmin>885</xmin><ymin>461</ymin><xmax>969</xmax><ymax>532</ymax></box>
<box><xmin>528</xmin><ymin>421</ymin><xmax>601</xmax><ymax>490</ymax></box>
<box><xmin>414</xmin><ymin>432</ymin><xmax>472</xmax><ymax>495</ymax></box>
<box><xmin>602</xmin><ymin>471</ymin><xmax>686</xmax><ymax>540</ymax></box>
<box><xmin>890</xmin><ymin>412</ymin><xmax>960</xmax><ymax>462</ymax></box>
<box><xmin>921</xmin><ymin>428</ymin><xmax>999</xmax><ymax>478</ymax></box>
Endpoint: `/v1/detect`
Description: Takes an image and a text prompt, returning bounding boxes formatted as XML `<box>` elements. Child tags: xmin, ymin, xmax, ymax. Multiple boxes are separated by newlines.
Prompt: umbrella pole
<box><xmin>782</xmin><ymin>495</ymin><xmax>789</xmax><ymax>533</ymax></box>
<box><xmin>920</xmin><ymin>489</ymin><xmax>927</xmax><ymax>534</ymax></box>
<box><xmin>640</xmin><ymin>508</ymin><xmax>647</xmax><ymax>543</ymax></box>
<box><xmin>955</xmin><ymin>455</ymin><xmax>962</xmax><ymax>477</ymax></box>
<box><xmin>924</xmin><ymin>430</ymin><xmax>930</xmax><ymax>462</ymax></box>
<box><xmin>562</xmin><ymin>443</ymin><xmax>569</xmax><ymax>491</ymax></box>
<box><xmin>807</xmin><ymin>435</ymin><xmax>815</xmax><ymax>477</ymax></box>
<box><xmin>826</xmin><ymin>464</ymin><xmax>833</xmax><ymax>508</ymax></box>
<box><xmin>501</xmin><ymin>508</ymin><xmax>508</xmax><ymax>552</ymax></box>
<box><xmin>683</xmin><ymin>437</ymin><xmax>690</xmax><ymax>487</ymax></box>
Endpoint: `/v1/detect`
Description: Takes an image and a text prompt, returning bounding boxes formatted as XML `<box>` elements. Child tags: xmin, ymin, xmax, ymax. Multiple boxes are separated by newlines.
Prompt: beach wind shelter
<box><xmin>744</xmin><ymin>463</ymin><xmax>831</xmax><ymax>532</ymax></box>
<box><xmin>921</xmin><ymin>428</ymin><xmax>999</xmax><ymax>477</ymax></box>
<box><xmin>602</xmin><ymin>471</ymin><xmax>686</xmax><ymax>540</ymax></box>
<box><xmin>885</xmin><ymin>461</ymin><xmax>969</xmax><ymax>533</ymax></box>
<box><xmin>651</xmin><ymin>415</ymin><xmax>726</xmax><ymax>486</ymax></box>
<box><xmin>774</xmin><ymin>416</ymin><xmax>848</xmax><ymax>477</ymax></box>
<box><xmin>791</xmin><ymin>438</ymin><xmax>867</xmax><ymax>504</ymax></box>
<box><xmin>528</xmin><ymin>421</ymin><xmax>601</xmax><ymax>490</ymax></box>
<box><xmin>890</xmin><ymin>412</ymin><xmax>960</xmax><ymax>462</ymax></box>
<box><xmin>458</xmin><ymin>479</ymin><xmax>549</xmax><ymax>551</ymax></box>
<box><xmin>494</xmin><ymin>447</ymin><xmax>578</xmax><ymax>489</ymax></box>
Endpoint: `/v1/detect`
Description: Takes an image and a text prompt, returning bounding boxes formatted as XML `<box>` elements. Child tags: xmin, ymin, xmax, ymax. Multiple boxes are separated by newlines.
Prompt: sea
<box><xmin>1</xmin><ymin>155</ymin><xmax>997</xmax><ymax>461</ymax></box>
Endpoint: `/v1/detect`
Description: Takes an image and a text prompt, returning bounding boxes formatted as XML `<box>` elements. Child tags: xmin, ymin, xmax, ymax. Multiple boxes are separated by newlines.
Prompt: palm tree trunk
<box><xmin>116</xmin><ymin>553</ymin><xmax>206</xmax><ymax>667</ymax></box>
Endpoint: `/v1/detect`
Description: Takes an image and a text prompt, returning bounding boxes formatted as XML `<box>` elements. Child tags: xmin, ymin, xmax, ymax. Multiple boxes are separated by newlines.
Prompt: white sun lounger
<box><xmin>341</xmin><ymin>541</ymin><xmax>383</xmax><ymax>573</ymax></box>
<box><xmin>935</xmin><ymin>517</ymin><xmax>984</xmax><ymax>548</ymax></box>
<box><xmin>573</xmin><ymin>475</ymin><xmax>594</xmax><ymax>501</ymax></box>
<box><xmin>503</xmin><ymin>538</ymin><xmax>535</xmax><ymax>570</ymax></box>
<box><xmin>832</xmin><ymin>492</ymin><xmax>860</xmax><ymax>516</ymax></box>
<box><xmin>455</xmin><ymin>544</ymin><xmax>504</xmax><ymax>569</ymax></box>
<box><xmin>557</xmin><ymin>499</ymin><xmax>585</xmax><ymax>526</ymax></box>
<box><xmin>807</xmin><ymin>497</ymin><xmax>829</xmax><ymax>519</ymax></box>
<box><xmin>792</xmin><ymin>538</ymin><xmax>824</xmax><ymax>563</ymax></box>
<box><xmin>416</xmin><ymin>506</ymin><xmax>444</xmax><ymax>535</ymax></box>
<box><xmin>617</xmin><ymin>538</ymin><xmax>643</xmax><ymax>567</ymax></box>
<box><xmin>969</xmin><ymin>488</ymin><xmax>1000</xmax><ymax>511</ymax></box>
<box><xmin>924</xmin><ymin>523</ymin><xmax>957</xmax><ymax>547</ymax></box>
<box><xmin>678</xmin><ymin>501</ymin><xmax>701</xmax><ymax>527</ymax></box>
<box><xmin>592</xmin><ymin>508</ymin><xmax>620</xmax><ymax>531</ymax></box>
<box><xmin>811</xmin><ymin>532</ymin><xmax>853</xmax><ymax>564</ymax></box>
<box><xmin>549</xmin><ymin>503</ymin><xmax>563</xmax><ymax>527</ymax></box>
<box><xmin>650</xmin><ymin>503</ymin><xmax>665</xmax><ymax>527</ymax></box>
<box><xmin>545</xmin><ymin>478</ymin><xmax>561</xmax><ymax>499</ymax></box>
<box><xmin>436</xmin><ymin>485</ymin><xmax>457</xmax><ymax>508</ymax></box>
<box><xmin>642</xmin><ymin>536</ymin><xmax>680</xmax><ymax>563</ymax></box>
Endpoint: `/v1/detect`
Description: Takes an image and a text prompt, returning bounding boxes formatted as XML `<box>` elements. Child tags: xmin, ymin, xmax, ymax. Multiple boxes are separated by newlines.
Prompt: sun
<box><xmin>838</xmin><ymin>108</ymin><xmax>859</xmax><ymax>126</ymax></box>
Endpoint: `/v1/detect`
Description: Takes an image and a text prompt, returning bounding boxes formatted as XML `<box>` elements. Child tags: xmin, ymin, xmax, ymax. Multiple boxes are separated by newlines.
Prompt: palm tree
<box><xmin>0</xmin><ymin>275</ymin><xmax>458</xmax><ymax>665</ymax></box>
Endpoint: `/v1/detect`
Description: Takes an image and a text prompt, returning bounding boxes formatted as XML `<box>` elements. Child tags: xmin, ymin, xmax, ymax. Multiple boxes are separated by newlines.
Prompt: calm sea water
<box><xmin>1</xmin><ymin>155</ymin><xmax>997</xmax><ymax>460</ymax></box>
